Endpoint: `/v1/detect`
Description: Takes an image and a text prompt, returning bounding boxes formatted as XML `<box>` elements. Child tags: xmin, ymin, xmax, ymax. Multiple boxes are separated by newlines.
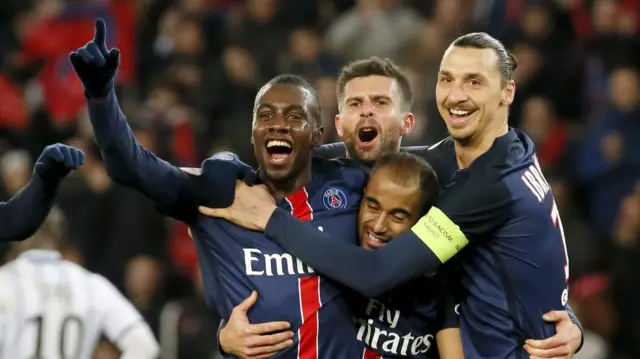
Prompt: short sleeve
<box><xmin>93</xmin><ymin>275</ymin><xmax>144</xmax><ymax>344</ymax></box>
<box><xmin>410</xmin><ymin>178</ymin><xmax>512</xmax><ymax>263</ymax></box>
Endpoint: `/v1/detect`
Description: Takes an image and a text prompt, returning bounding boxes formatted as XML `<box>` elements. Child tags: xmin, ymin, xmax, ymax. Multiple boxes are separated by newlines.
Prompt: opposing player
<box><xmin>0</xmin><ymin>144</ymin><xmax>84</xmax><ymax>241</ymax></box>
<box><xmin>214</xmin><ymin>58</ymin><xmax>582</xmax><ymax>358</ymax></box>
<box><xmin>70</xmin><ymin>19</ymin><xmax>369</xmax><ymax>358</ymax></box>
<box><xmin>0</xmin><ymin>208</ymin><xmax>159</xmax><ymax>359</ymax></box>
<box><xmin>204</xmin><ymin>34</ymin><xmax>581</xmax><ymax>359</ymax></box>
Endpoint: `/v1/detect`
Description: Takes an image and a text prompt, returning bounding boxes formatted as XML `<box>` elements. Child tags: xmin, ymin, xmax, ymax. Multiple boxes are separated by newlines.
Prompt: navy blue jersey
<box><xmin>352</xmin><ymin>269</ymin><xmax>459</xmax><ymax>359</ymax></box>
<box><xmin>85</xmin><ymin>92</ymin><xmax>367</xmax><ymax>359</ymax></box>
<box><xmin>268</xmin><ymin>129</ymin><xmax>573</xmax><ymax>359</ymax></box>
<box><xmin>192</xmin><ymin>157</ymin><xmax>367</xmax><ymax>359</ymax></box>
<box><xmin>426</xmin><ymin>131</ymin><xmax>570</xmax><ymax>358</ymax></box>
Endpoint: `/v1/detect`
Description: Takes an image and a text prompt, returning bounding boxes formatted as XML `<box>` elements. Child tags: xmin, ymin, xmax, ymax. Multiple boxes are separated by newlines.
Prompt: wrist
<box><xmin>32</xmin><ymin>171</ymin><xmax>61</xmax><ymax>190</ymax></box>
<box><xmin>219</xmin><ymin>325</ymin><xmax>231</xmax><ymax>354</ymax></box>
<box><xmin>256</xmin><ymin>204</ymin><xmax>277</xmax><ymax>230</ymax></box>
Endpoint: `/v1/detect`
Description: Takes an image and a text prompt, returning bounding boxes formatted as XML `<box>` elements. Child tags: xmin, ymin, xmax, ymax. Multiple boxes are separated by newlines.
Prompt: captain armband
<box><xmin>411</xmin><ymin>207</ymin><xmax>469</xmax><ymax>263</ymax></box>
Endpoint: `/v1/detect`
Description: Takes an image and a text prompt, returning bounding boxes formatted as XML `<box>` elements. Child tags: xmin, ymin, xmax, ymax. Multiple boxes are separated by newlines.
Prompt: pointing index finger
<box><xmin>94</xmin><ymin>18</ymin><xmax>107</xmax><ymax>51</ymax></box>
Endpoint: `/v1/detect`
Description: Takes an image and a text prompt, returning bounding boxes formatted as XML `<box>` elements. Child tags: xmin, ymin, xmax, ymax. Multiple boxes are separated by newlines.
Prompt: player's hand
<box><xmin>199</xmin><ymin>181</ymin><xmax>276</xmax><ymax>230</ymax></box>
<box><xmin>196</xmin><ymin>152</ymin><xmax>259</xmax><ymax>209</ymax></box>
<box><xmin>34</xmin><ymin>144</ymin><xmax>85</xmax><ymax>183</ymax></box>
<box><xmin>220</xmin><ymin>291</ymin><xmax>294</xmax><ymax>359</ymax></box>
<box><xmin>524</xmin><ymin>310</ymin><xmax>582</xmax><ymax>359</ymax></box>
<box><xmin>69</xmin><ymin>18</ymin><xmax>120</xmax><ymax>99</ymax></box>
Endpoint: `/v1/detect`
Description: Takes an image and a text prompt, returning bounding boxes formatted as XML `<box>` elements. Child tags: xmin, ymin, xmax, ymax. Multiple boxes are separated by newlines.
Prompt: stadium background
<box><xmin>0</xmin><ymin>0</ymin><xmax>639</xmax><ymax>358</ymax></box>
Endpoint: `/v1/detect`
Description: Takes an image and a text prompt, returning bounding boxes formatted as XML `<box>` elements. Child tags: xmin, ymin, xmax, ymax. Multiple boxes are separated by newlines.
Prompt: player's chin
<box><xmin>354</xmin><ymin>147</ymin><xmax>381</xmax><ymax>165</ymax></box>
<box><xmin>261</xmin><ymin>156</ymin><xmax>298</xmax><ymax>183</ymax></box>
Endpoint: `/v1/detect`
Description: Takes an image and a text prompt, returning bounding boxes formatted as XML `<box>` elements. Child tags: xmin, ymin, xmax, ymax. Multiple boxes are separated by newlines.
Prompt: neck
<box><xmin>455</xmin><ymin>119</ymin><xmax>508</xmax><ymax>169</ymax></box>
<box><xmin>263</xmin><ymin>163</ymin><xmax>313</xmax><ymax>200</ymax></box>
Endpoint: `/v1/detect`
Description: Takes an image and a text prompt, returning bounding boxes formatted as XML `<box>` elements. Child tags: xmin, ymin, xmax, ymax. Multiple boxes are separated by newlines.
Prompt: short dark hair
<box><xmin>256</xmin><ymin>74</ymin><xmax>323</xmax><ymax>130</ymax></box>
<box><xmin>371</xmin><ymin>152</ymin><xmax>440</xmax><ymax>214</ymax></box>
<box><xmin>336</xmin><ymin>57</ymin><xmax>413</xmax><ymax>111</ymax></box>
<box><xmin>452</xmin><ymin>32</ymin><xmax>518</xmax><ymax>85</ymax></box>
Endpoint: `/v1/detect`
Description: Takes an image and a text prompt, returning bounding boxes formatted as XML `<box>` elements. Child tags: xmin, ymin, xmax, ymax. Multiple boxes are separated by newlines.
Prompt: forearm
<box><xmin>0</xmin><ymin>175</ymin><xmax>57</xmax><ymax>241</ymax></box>
<box><xmin>265</xmin><ymin>209</ymin><xmax>440</xmax><ymax>297</ymax></box>
<box><xmin>86</xmin><ymin>90</ymin><xmax>196</xmax><ymax>218</ymax></box>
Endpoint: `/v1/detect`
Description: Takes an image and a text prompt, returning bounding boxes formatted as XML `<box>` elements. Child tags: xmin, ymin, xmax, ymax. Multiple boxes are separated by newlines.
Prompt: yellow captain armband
<box><xmin>411</xmin><ymin>207</ymin><xmax>469</xmax><ymax>263</ymax></box>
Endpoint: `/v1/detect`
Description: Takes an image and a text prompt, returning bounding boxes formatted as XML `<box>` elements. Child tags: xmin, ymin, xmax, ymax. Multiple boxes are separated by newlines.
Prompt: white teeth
<box><xmin>266</xmin><ymin>140</ymin><xmax>292</xmax><ymax>148</ymax></box>
<box><xmin>362</xmin><ymin>128</ymin><xmax>374</xmax><ymax>132</ymax></box>
<box><xmin>368</xmin><ymin>232</ymin><xmax>384</xmax><ymax>243</ymax></box>
<box><xmin>449</xmin><ymin>109</ymin><xmax>472</xmax><ymax>116</ymax></box>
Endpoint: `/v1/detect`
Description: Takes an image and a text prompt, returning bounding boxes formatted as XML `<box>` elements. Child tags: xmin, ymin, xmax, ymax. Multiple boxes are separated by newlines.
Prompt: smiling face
<box><xmin>435</xmin><ymin>46</ymin><xmax>515</xmax><ymax>144</ymax></box>
<box><xmin>358</xmin><ymin>167</ymin><xmax>423</xmax><ymax>249</ymax></box>
<box><xmin>252</xmin><ymin>83</ymin><xmax>323</xmax><ymax>183</ymax></box>
<box><xmin>336</xmin><ymin>75</ymin><xmax>413</xmax><ymax>165</ymax></box>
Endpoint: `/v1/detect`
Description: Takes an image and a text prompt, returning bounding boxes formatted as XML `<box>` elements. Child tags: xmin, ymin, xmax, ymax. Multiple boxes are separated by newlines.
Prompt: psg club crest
<box><xmin>323</xmin><ymin>188</ymin><xmax>348</xmax><ymax>210</ymax></box>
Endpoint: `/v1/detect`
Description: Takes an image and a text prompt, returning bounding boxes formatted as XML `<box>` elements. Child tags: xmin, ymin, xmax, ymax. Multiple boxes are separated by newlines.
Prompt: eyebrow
<box><xmin>439</xmin><ymin>70</ymin><xmax>488</xmax><ymax>81</ymax></box>
<box><xmin>364</xmin><ymin>196</ymin><xmax>412</xmax><ymax>217</ymax></box>
<box><xmin>256</xmin><ymin>104</ymin><xmax>306</xmax><ymax>113</ymax></box>
<box><xmin>345</xmin><ymin>95</ymin><xmax>393</xmax><ymax>103</ymax></box>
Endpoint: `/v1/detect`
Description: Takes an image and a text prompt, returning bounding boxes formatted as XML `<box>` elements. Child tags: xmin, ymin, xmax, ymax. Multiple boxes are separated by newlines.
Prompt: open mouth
<box><xmin>357</xmin><ymin>127</ymin><xmax>379</xmax><ymax>147</ymax></box>
<box><xmin>265</xmin><ymin>139</ymin><xmax>293</xmax><ymax>163</ymax></box>
<box><xmin>448</xmin><ymin>108</ymin><xmax>476</xmax><ymax>126</ymax></box>
<box><xmin>365</xmin><ymin>231</ymin><xmax>388</xmax><ymax>249</ymax></box>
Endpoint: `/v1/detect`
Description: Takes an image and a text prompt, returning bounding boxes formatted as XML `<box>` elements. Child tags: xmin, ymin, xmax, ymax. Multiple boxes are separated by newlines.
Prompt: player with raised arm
<box><xmin>70</xmin><ymin>19</ymin><xmax>369</xmax><ymax>358</ymax></box>
<box><xmin>203</xmin><ymin>34</ymin><xmax>582</xmax><ymax>359</ymax></box>
<box><xmin>0</xmin><ymin>208</ymin><xmax>159</xmax><ymax>359</ymax></box>
<box><xmin>0</xmin><ymin>144</ymin><xmax>84</xmax><ymax>242</ymax></box>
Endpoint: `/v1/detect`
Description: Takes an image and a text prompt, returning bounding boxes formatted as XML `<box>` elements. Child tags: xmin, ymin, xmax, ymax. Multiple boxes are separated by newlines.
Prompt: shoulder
<box><xmin>313</xmin><ymin>156</ymin><xmax>369</xmax><ymax>191</ymax></box>
<box><xmin>440</xmin><ymin>172</ymin><xmax>513</xmax><ymax>212</ymax></box>
<box><xmin>88</xmin><ymin>272</ymin><xmax>122</xmax><ymax>298</ymax></box>
<box><xmin>314</xmin><ymin>142</ymin><xmax>346</xmax><ymax>159</ymax></box>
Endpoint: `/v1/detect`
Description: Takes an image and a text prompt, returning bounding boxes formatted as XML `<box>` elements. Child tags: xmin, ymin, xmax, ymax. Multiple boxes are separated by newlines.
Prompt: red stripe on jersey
<box><xmin>363</xmin><ymin>348</ymin><xmax>382</xmax><ymax>359</ymax></box>
<box><xmin>286</xmin><ymin>187</ymin><xmax>313</xmax><ymax>221</ymax></box>
<box><xmin>298</xmin><ymin>276</ymin><xmax>320</xmax><ymax>359</ymax></box>
<box><xmin>288</xmin><ymin>187</ymin><xmax>318</xmax><ymax>359</ymax></box>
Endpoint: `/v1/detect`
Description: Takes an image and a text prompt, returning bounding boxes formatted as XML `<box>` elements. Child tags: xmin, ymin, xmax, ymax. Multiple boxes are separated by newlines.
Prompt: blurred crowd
<box><xmin>1</xmin><ymin>0</ymin><xmax>640</xmax><ymax>358</ymax></box>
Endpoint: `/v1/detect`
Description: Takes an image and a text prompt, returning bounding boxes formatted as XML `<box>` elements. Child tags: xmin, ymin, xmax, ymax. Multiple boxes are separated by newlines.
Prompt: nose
<box><xmin>446</xmin><ymin>85</ymin><xmax>468</xmax><ymax>105</ymax></box>
<box><xmin>267</xmin><ymin>113</ymin><xmax>289</xmax><ymax>133</ymax></box>
<box><xmin>371</xmin><ymin>213</ymin><xmax>387</xmax><ymax>233</ymax></box>
<box><xmin>359</xmin><ymin>98</ymin><xmax>375</xmax><ymax>118</ymax></box>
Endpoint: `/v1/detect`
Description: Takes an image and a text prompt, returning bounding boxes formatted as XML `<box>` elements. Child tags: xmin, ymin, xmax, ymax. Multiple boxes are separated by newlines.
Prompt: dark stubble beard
<box><xmin>343</xmin><ymin>126</ymin><xmax>402</xmax><ymax>167</ymax></box>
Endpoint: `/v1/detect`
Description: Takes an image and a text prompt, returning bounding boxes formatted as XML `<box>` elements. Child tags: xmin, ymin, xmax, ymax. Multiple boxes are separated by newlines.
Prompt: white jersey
<box><xmin>0</xmin><ymin>250</ymin><xmax>146</xmax><ymax>359</ymax></box>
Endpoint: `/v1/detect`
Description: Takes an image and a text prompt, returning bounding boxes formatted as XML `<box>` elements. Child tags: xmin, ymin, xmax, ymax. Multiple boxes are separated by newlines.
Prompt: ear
<box><xmin>400</xmin><ymin>112</ymin><xmax>415</xmax><ymax>136</ymax></box>
<box><xmin>311</xmin><ymin>126</ymin><xmax>324</xmax><ymax>147</ymax></box>
<box><xmin>335</xmin><ymin>114</ymin><xmax>343</xmax><ymax>138</ymax></box>
<box><xmin>501</xmin><ymin>80</ymin><xmax>516</xmax><ymax>106</ymax></box>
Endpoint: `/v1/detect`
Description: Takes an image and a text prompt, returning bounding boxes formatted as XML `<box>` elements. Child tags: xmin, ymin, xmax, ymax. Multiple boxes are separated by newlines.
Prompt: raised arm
<box><xmin>69</xmin><ymin>19</ymin><xmax>202</xmax><ymax>221</ymax></box>
<box><xmin>0</xmin><ymin>144</ymin><xmax>84</xmax><ymax>241</ymax></box>
<box><xmin>70</xmin><ymin>19</ymin><xmax>251</xmax><ymax>222</ymax></box>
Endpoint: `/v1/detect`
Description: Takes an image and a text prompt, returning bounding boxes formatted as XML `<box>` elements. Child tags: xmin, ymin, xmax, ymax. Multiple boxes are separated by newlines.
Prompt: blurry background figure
<box><xmin>160</xmin><ymin>267</ymin><xmax>223</xmax><ymax>359</ymax></box>
<box><xmin>1</xmin><ymin>0</ymin><xmax>639</xmax><ymax>357</ymax></box>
